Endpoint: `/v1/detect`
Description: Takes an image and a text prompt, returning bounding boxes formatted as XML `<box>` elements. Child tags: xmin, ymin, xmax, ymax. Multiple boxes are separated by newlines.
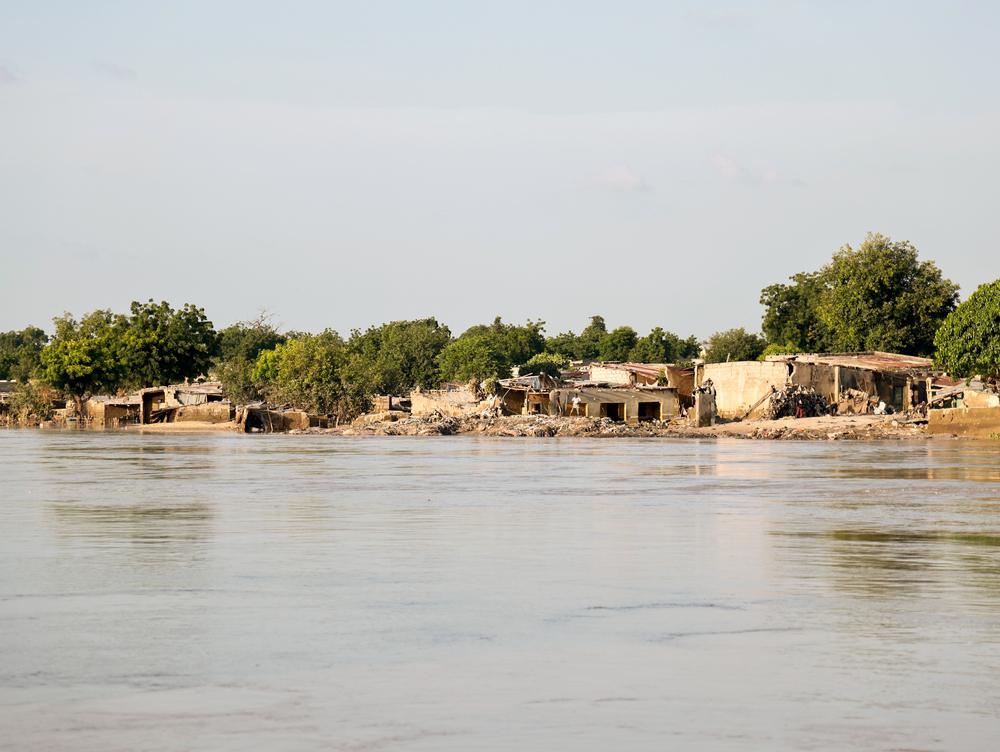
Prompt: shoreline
<box><xmin>6</xmin><ymin>414</ymin><xmax>959</xmax><ymax>441</ymax></box>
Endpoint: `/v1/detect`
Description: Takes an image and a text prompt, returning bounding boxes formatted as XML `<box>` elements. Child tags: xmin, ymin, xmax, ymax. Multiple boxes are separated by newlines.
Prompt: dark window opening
<box><xmin>637</xmin><ymin>401</ymin><xmax>660</xmax><ymax>421</ymax></box>
<box><xmin>600</xmin><ymin>402</ymin><xmax>625</xmax><ymax>421</ymax></box>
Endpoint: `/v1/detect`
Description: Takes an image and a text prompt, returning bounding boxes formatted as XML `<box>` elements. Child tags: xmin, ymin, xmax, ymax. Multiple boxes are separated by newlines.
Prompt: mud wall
<box><xmin>928</xmin><ymin>406</ymin><xmax>1000</xmax><ymax>440</ymax></box>
<box><xmin>703</xmin><ymin>361</ymin><xmax>790</xmax><ymax>419</ymax></box>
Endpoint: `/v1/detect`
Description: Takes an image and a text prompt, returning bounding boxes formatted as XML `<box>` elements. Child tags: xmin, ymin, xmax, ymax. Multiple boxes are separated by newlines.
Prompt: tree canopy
<box><xmin>934</xmin><ymin>279</ymin><xmax>1000</xmax><ymax>379</ymax></box>
<box><xmin>704</xmin><ymin>328</ymin><xmax>766</xmax><ymax>363</ymax></box>
<box><xmin>40</xmin><ymin>310</ymin><xmax>122</xmax><ymax>403</ymax></box>
<box><xmin>217</xmin><ymin>314</ymin><xmax>286</xmax><ymax>363</ymax></box>
<box><xmin>345</xmin><ymin>318</ymin><xmax>451</xmax><ymax>395</ymax></box>
<box><xmin>117</xmin><ymin>300</ymin><xmax>217</xmax><ymax>389</ymax></box>
<box><xmin>437</xmin><ymin>317</ymin><xmax>545</xmax><ymax>382</ymax></box>
<box><xmin>628</xmin><ymin>327</ymin><xmax>700</xmax><ymax>364</ymax></box>
<box><xmin>760</xmin><ymin>233</ymin><xmax>958</xmax><ymax>356</ymax></box>
<box><xmin>598</xmin><ymin>326</ymin><xmax>638</xmax><ymax>362</ymax></box>
<box><xmin>0</xmin><ymin>326</ymin><xmax>48</xmax><ymax>381</ymax></box>
<box><xmin>759</xmin><ymin>272</ymin><xmax>831</xmax><ymax>353</ymax></box>
<box><xmin>252</xmin><ymin>331</ymin><xmax>364</xmax><ymax>416</ymax></box>
<box><xmin>544</xmin><ymin>316</ymin><xmax>698</xmax><ymax>364</ymax></box>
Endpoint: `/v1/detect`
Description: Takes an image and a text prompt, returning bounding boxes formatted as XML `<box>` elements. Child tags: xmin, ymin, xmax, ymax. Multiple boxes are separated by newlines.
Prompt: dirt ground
<box><xmin>289</xmin><ymin>411</ymin><xmax>932</xmax><ymax>441</ymax></box>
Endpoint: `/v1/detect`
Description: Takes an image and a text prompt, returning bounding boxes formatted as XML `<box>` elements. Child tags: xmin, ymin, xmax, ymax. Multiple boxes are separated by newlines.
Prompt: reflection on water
<box><xmin>2</xmin><ymin>430</ymin><xmax>1000</xmax><ymax>751</ymax></box>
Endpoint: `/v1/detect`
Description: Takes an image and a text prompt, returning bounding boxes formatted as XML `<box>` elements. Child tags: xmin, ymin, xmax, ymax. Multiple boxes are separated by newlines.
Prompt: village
<box><xmin>3</xmin><ymin>348</ymin><xmax>997</xmax><ymax>440</ymax></box>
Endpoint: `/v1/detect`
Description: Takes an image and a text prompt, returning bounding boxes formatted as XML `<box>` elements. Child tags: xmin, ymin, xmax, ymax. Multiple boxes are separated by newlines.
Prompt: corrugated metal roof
<box><xmin>782</xmin><ymin>352</ymin><xmax>933</xmax><ymax>373</ymax></box>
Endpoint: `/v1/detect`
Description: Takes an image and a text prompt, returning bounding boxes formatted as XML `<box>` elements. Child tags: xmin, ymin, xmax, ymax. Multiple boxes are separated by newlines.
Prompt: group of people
<box><xmin>548</xmin><ymin>390</ymin><xmax>583</xmax><ymax>417</ymax></box>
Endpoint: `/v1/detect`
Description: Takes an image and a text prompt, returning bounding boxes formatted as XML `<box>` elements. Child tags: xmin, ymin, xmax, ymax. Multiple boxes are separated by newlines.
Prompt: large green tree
<box><xmin>217</xmin><ymin>314</ymin><xmax>286</xmax><ymax>363</ymax></box>
<box><xmin>0</xmin><ymin>326</ymin><xmax>48</xmax><ymax>381</ymax></box>
<box><xmin>934</xmin><ymin>279</ymin><xmax>1000</xmax><ymax>379</ymax></box>
<box><xmin>214</xmin><ymin>314</ymin><xmax>288</xmax><ymax>404</ymax></box>
<box><xmin>627</xmin><ymin>327</ymin><xmax>700</xmax><ymax>364</ymax></box>
<box><xmin>818</xmin><ymin>233</ymin><xmax>958</xmax><ymax>354</ymax></box>
<box><xmin>346</xmin><ymin>318</ymin><xmax>452</xmax><ymax>395</ymax></box>
<box><xmin>437</xmin><ymin>317</ymin><xmax>545</xmax><ymax>382</ymax></box>
<box><xmin>759</xmin><ymin>272</ymin><xmax>831</xmax><ymax>353</ymax></box>
<box><xmin>40</xmin><ymin>310</ymin><xmax>123</xmax><ymax>411</ymax></box>
<box><xmin>117</xmin><ymin>300</ymin><xmax>217</xmax><ymax>389</ymax></box>
<box><xmin>704</xmin><ymin>328</ymin><xmax>766</xmax><ymax>363</ymax></box>
<box><xmin>598</xmin><ymin>326</ymin><xmax>638</xmax><ymax>361</ymax></box>
<box><xmin>576</xmin><ymin>315</ymin><xmax>607</xmax><ymax>360</ymax></box>
<box><xmin>760</xmin><ymin>233</ymin><xmax>958</xmax><ymax>356</ymax></box>
<box><xmin>253</xmin><ymin>331</ymin><xmax>365</xmax><ymax>417</ymax></box>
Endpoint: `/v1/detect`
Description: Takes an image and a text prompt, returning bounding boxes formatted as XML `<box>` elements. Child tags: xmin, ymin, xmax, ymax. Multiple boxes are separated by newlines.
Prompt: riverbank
<box><xmin>293</xmin><ymin>412</ymin><xmax>931</xmax><ymax>441</ymax></box>
<box><xmin>13</xmin><ymin>412</ymin><xmax>941</xmax><ymax>440</ymax></box>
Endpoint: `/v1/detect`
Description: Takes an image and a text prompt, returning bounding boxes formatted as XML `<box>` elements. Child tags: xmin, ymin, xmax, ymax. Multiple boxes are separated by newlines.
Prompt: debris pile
<box><xmin>762</xmin><ymin>385</ymin><xmax>829</xmax><ymax>420</ymax></box>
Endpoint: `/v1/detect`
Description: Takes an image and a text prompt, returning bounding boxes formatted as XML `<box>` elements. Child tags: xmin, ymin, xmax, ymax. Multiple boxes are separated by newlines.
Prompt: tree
<box><xmin>544</xmin><ymin>330</ymin><xmax>580</xmax><ymax>360</ymax></box>
<box><xmin>934</xmin><ymin>279</ymin><xmax>1000</xmax><ymax>379</ymax></box>
<box><xmin>627</xmin><ymin>327</ymin><xmax>700</xmax><ymax>364</ymax></box>
<box><xmin>576</xmin><ymin>315</ymin><xmax>607</xmax><ymax>360</ymax></box>
<box><xmin>6</xmin><ymin>381</ymin><xmax>54</xmax><ymax>424</ymax></box>
<box><xmin>437</xmin><ymin>317</ymin><xmax>545</xmax><ymax>382</ymax></box>
<box><xmin>598</xmin><ymin>326</ymin><xmax>638</xmax><ymax>361</ymax></box>
<box><xmin>817</xmin><ymin>233</ymin><xmax>958</xmax><ymax>355</ymax></box>
<box><xmin>704</xmin><ymin>328</ymin><xmax>766</xmax><ymax>363</ymax></box>
<box><xmin>217</xmin><ymin>313</ymin><xmax>286</xmax><ymax>362</ymax></box>
<box><xmin>40</xmin><ymin>310</ymin><xmax>122</xmax><ymax>413</ymax></box>
<box><xmin>117</xmin><ymin>300</ymin><xmax>217</xmax><ymax>389</ymax></box>
<box><xmin>213</xmin><ymin>313</ymin><xmax>287</xmax><ymax>404</ymax></box>
<box><xmin>253</xmin><ymin>331</ymin><xmax>364</xmax><ymax>417</ymax></box>
<box><xmin>760</xmin><ymin>272</ymin><xmax>831</xmax><ymax>352</ymax></box>
<box><xmin>0</xmin><ymin>326</ymin><xmax>48</xmax><ymax>381</ymax></box>
<box><xmin>520</xmin><ymin>352</ymin><xmax>569</xmax><ymax>378</ymax></box>
<box><xmin>760</xmin><ymin>233</ymin><xmax>958</xmax><ymax>356</ymax></box>
<box><xmin>345</xmin><ymin>318</ymin><xmax>452</xmax><ymax>395</ymax></box>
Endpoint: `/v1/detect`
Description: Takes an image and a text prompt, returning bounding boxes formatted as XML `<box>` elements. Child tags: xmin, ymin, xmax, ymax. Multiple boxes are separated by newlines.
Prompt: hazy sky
<box><xmin>2</xmin><ymin>1</ymin><xmax>999</xmax><ymax>339</ymax></box>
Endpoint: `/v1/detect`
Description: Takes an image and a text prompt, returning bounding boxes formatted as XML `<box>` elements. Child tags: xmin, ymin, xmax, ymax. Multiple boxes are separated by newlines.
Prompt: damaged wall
<box><xmin>550</xmin><ymin>387</ymin><xmax>680</xmax><ymax>424</ymax></box>
<box><xmin>702</xmin><ymin>361</ymin><xmax>791</xmax><ymax>419</ymax></box>
<box><xmin>410</xmin><ymin>387</ymin><xmax>481</xmax><ymax>417</ymax></box>
<box><xmin>928</xmin><ymin>406</ymin><xmax>1000</xmax><ymax>439</ymax></box>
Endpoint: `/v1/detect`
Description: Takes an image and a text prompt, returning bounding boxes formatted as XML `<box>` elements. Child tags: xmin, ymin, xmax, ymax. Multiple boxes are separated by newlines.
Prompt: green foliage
<box><xmin>546</xmin><ymin>317</ymin><xmax>700</xmax><ymax>365</ymax></box>
<box><xmin>758</xmin><ymin>342</ymin><xmax>804</xmax><ymax>361</ymax></box>
<box><xmin>40</xmin><ymin>310</ymin><xmax>122</xmax><ymax>402</ymax></box>
<box><xmin>345</xmin><ymin>318</ymin><xmax>451</xmax><ymax>395</ymax></box>
<box><xmin>762</xmin><ymin>233</ymin><xmax>958</xmax><ymax>356</ymax></box>
<box><xmin>598</xmin><ymin>326</ymin><xmax>638</xmax><ymax>361</ymax></box>
<box><xmin>217</xmin><ymin>314</ymin><xmax>286</xmax><ymax>362</ymax></box>
<box><xmin>817</xmin><ymin>233</ymin><xmax>958</xmax><ymax>355</ymax></box>
<box><xmin>759</xmin><ymin>272</ymin><xmax>831</xmax><ymax>352</ymax></box>
<box><xmin>520</xmin><ymin>352</ymin><xmax>569</xmax><ymax>378</ymax></box>
<box><xmin>213</xmin><ymin>358</ymin><xmax>261</xmax><ymax>405</ymax></box>
<box><xmin>117</xmin><ymin>300</ymin><xmax>217</xmax><ymax>389</ymax></box>
<box><xmin>704</xmin><ymin>328</ymin><xmax>766</xmax><ymax>363</ymax></box>
<box><xmin>6</xmin><ymin>381</ymin><xmax>54</xmax><ymax>424</ymax></box>
<box><xmin>437</xmin><ymin>317</ymin><xmax>545</xmax><ymax>382</ymax></box>
<box><xmin>576</xmin><ymin>315</ymin><xmax>608</xmax><ymax>360</ymax></box>
<box><xmin>0</xmin><ymin>326</ymin><xmax>48</xmax><ymax>382</ymax></box>
<box><xmin>253</xmin><ymin>331</ymin><xmax>365</xmax><ymax>416</ymax></box>
<box><xmin>544</xmin><ymin>330</ymin><xmax>580</xmax><ymax>360</ymax></box>
<box><xmin>934</xmin><ymin>279</ymin><xmax>1000</xmax><ymax>379</ymax></box>
<box><xmin>627</xmin><ymin>327</ymin><xmax>700</xmax><ymax>364</ymax></box>
<box><xmin>214</xmin><ymin>314</ymin><xmax>287</xmax><ymax>404</ymax></box>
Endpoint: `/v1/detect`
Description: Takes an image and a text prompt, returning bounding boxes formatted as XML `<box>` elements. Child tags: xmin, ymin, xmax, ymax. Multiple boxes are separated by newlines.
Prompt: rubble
<box><xmin>762</xmin><ymin>385</ymin><xmax>829</xmax><ymax>420</ymax></box>
<box><xmin>285</xmin><ymin>411</ymin><xmax>927</xmax><ymax>441</ymax></box>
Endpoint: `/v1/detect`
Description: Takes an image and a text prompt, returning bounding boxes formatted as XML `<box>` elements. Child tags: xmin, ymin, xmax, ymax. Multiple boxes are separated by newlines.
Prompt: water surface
<box><xmin>2</xmin><ymin>431</ymin><xmax>1000</xmax><ymax>750</ymax></box>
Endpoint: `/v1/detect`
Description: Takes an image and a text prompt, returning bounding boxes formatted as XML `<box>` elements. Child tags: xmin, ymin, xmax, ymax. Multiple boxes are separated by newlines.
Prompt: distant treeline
<box><xmin>2</xmin><ymin>232</ymin><xmax>998</xmax><ymax>418</ymax></box>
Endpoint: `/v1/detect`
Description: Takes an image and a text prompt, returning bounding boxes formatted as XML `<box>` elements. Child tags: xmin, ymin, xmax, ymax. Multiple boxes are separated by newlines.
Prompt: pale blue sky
<box><xmin>2</xmin><ymin>1</ymin><xmax>999</xmax><ymax>338</ymax></box>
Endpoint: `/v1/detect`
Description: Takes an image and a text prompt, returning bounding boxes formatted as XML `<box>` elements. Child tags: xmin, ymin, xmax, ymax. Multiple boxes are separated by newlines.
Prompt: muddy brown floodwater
<box><xmin>2</xmin><ymin>430</ymin><xmax>1000</xmax><ymax>750</ymax></box>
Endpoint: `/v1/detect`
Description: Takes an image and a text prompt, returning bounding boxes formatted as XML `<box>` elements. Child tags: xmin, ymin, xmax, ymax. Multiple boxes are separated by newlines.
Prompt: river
<box><xmin>2</xmin><ymin>430</ymin><xmax>1000</xmax><ymax>750</ymax></box>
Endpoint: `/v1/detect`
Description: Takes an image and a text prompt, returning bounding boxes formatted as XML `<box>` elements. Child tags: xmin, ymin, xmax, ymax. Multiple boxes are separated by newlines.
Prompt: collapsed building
<box><xmin>408</xmin><ymin>362</ymin><xmax>693</xmax><ymax>426</ymax></box>
<box><xmin>697</xmin><ymin>352</ymin><xmax>934</xmax><ymax>420</ymax></box>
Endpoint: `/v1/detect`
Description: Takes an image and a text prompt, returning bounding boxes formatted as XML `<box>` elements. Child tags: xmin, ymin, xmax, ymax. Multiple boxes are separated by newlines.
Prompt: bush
<box><xmin>7</xmin><ymin>381</ymin><xmax>54</xmax><ymax>424</ymax></box>
<box><xmin>934</xmin><ymin>279</ymin><xmax>1000</xmax><ymax>379</ymax></box>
